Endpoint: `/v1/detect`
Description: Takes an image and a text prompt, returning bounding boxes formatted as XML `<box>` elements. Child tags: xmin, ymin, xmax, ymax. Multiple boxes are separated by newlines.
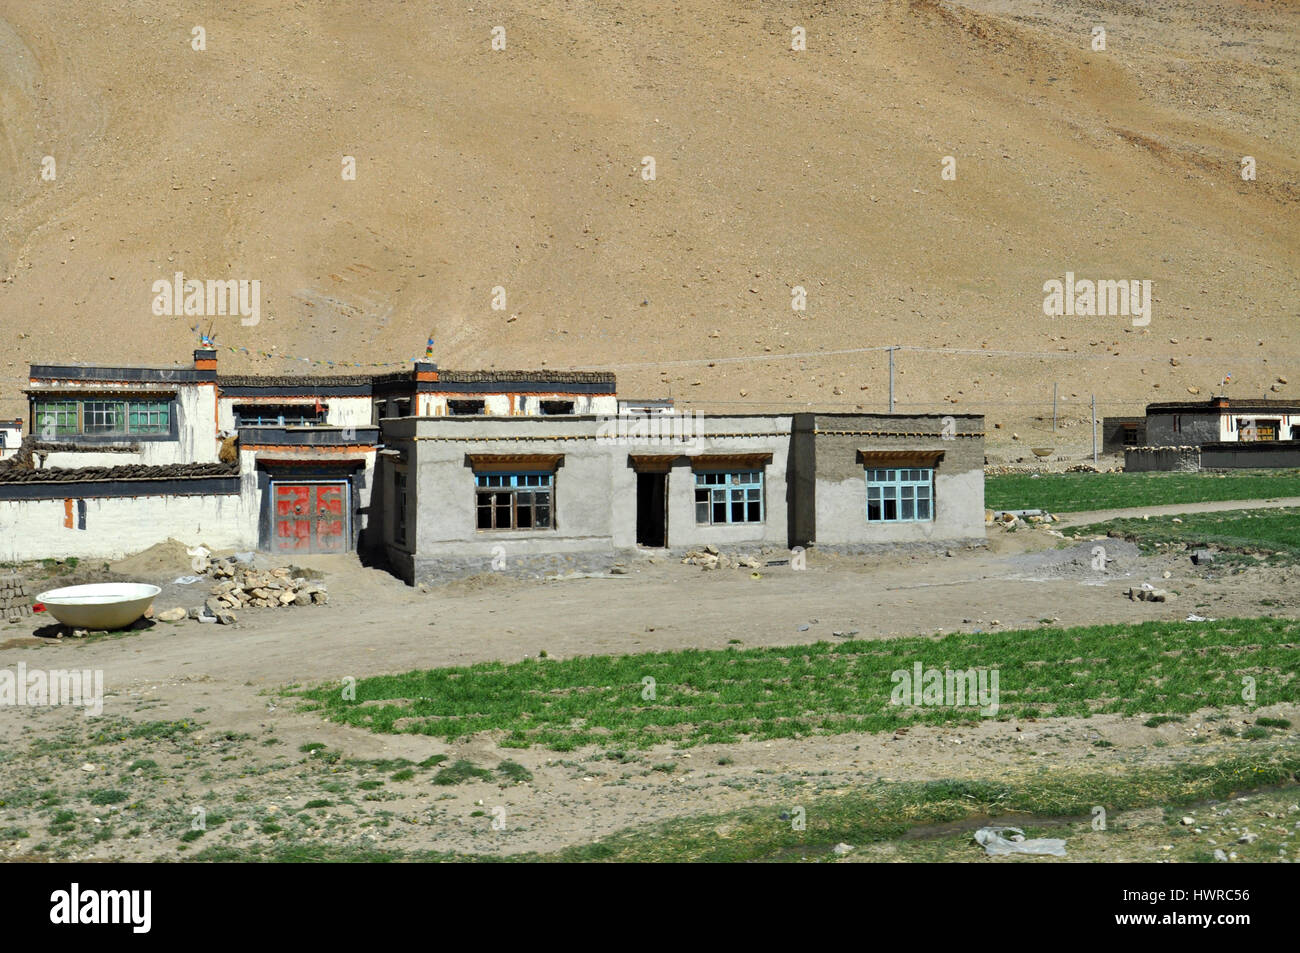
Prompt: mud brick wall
<box><xmin>0</xmin><ymin>573</ymin><xmax>34</xmax><ymax>621</ymax></box>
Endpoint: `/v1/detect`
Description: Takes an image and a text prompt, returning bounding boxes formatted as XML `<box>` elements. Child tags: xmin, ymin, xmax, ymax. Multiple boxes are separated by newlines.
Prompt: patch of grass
<box><xmin>418</xmin><ymin>755</ymin><xmax>449</xmax><ymax>768</ymax></box>
<box><xmin>298</xmin><ymin>742</ymin><xmax>327</xmax><ymax>754</ymax></box>
<box><xmin>496</xmin><ymin>760</ymin><xmax>533</xmax><ymax>784</ymax></box>
<box><xmin>432</xmin><ymin>760</ymin><xmax>494</xmax><ymax>786</ymax></box>
<box><xmin>1069</xmin><ymin>506</ymin><xmax>1300</xmax><ymax>563</ymax></box>
<box><xmin>389</xmin><ymin>769</ymin><xmax>415</xmax><ymax>782</ymax></box>
<box><xmin>303</xmin><ymin>799</ymin><xmax>332</xmax><ymax>809</ymax></box>
<box><xmin>1256</xmin><ymin>717</ymin><xmax>1291</xmax><ymax>729</ymax></box>
<box><xmin>296</xmin><ymin>617</ymin><xmax>1300</xmax><ymax>751</ymax></box>
<box><xmin>987</xmin><ymin>469</ymin><xmax>1300</xmax><ymax>514</ymax></box>
<box><xmin>126</xmin><ymin>720</ymin><xmax>197</xmax><ymax>741</ymax></box>
<box><xmin>87</xmin><ymin>789</ymin><xmax>128</xmax><ymax>805</ymax></box>
<box><xmin>1143</xmin><ymin>715</ymin><xmax>1185</xmax><ymax>729</ymax></box>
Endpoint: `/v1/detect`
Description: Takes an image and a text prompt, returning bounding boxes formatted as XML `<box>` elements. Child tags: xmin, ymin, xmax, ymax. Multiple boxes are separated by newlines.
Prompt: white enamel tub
<box><xmin>37</xmin><ymin>583</ymin><xmax>162</xmax><ymax>631</ymax></box>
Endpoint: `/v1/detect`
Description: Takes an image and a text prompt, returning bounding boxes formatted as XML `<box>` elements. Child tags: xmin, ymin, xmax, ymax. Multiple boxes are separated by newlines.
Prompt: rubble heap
<box><xmin>0</xmin><ymin>573</ymin><xmax>34</xmax><ymax>622</ymax></box>
<box><xmin>205</xmin><ymin>563</ymin><xmax>329</xmax><ymax>611</ymax></box>
<box><xmin>681</xmin><ymin>545</ymin><xmax>765</xmax><ymax>571</ymax></box>
<box><xmin>174</xmin><ymin>560</ymin><xmax>330</xmax><ymax>625</ymax></box>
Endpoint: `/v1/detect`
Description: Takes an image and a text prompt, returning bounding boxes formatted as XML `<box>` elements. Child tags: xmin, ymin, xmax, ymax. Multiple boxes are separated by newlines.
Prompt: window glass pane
<box><xmin>884</xmin><ymin>497</ymin><xmax>897</xmax><ymax>520</ymax></box>
<box><xmin>746</xmin><ymin>500</ymin><xmax>761</xmax><ymax>522</ymax></box>
<box><xmin>695</xmin><ymin>500</ymin><xmax>709</xmax><ymax>524</ymax></box>
<box><xmin>917</xmin><ymin>499</ymin><xmax>931</xmax><ymax>520</ymax></box>
<box><xmin>901</xmin><ymin>498</ymin><xmax>915</xmax><ymax>520</ymax></box>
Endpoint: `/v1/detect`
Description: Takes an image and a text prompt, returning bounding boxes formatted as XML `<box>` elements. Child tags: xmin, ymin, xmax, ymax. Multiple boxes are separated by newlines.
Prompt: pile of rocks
<box><xmin>681</xmin><ymin>545</ymin><xmax>765</xmax><ymax>571</ymax></box>
<box><xmin>987</xmin><ymin>510</ymin><xmax>1060</xmax><ymax>530</ymax></box>
<box><xmin>184</xmin><ymin>565</ymin><xmax>328</xmax><ymax>625</ymax></box>
<box><xmin>0</xmin><ymin>574</ymin><xmax>34</xmax><ymax>623</ymax></box>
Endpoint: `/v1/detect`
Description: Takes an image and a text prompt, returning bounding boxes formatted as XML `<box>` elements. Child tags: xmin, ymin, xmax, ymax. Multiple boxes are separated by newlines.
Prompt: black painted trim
<box><xmin>0</xmin><ymin>477</ymin><xmax>240</xmax><ymax>500</ymax></box>
<box><xmin>30</xmin><ymin>365</ymin><xmax>215</xmax><ymax>383</ymax></box>
<box><xmin>239</xmin><ymin>426</ymin><xmax>380</xmax><ymax>446</ymax></box>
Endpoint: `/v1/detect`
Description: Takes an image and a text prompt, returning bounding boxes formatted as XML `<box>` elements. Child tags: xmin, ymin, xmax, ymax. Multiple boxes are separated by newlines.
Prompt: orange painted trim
<box><xmin>63</xmin><ymin>499</ymin><xmax>75</xmax><ymax>528</ymax></box>
<box><xmin>243</xmin><ymin>444</ymin><xmax>375</xmax><ymax>453</ymax></box>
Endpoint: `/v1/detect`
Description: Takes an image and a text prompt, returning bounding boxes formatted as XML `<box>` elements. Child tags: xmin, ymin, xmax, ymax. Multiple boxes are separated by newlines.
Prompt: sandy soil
<box><xmin>1</xmin><ymin>517</ymin><xmax>1297</xmax><ymax>860</ymax></box>
<box><xmin>0</xmin><ymin>0</ymin><xmax>1296</xmax><ymax>455</ymax></box>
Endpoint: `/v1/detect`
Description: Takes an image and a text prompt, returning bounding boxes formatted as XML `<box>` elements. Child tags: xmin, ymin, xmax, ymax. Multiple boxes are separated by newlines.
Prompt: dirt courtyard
<box><xmin>1</xmin><ymin>522</ymin><xmax>1297</xmax><ymax>861</ymax></box>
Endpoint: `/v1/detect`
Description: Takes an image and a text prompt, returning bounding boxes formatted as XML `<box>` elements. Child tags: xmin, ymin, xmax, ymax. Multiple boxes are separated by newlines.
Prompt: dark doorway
<box><xmin>636</xmin><ymin>472</ymin><xmax>667</xmax><ymax>547</ymax></box>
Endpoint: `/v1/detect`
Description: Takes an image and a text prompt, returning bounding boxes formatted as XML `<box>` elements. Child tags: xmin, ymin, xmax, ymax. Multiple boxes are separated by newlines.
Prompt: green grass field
<box><xmin>985</xmin><ymin>469</ymin><xmax>1300</xmax><ymax>514</ymax></box>
<box><xmin>1069</xmin><ymin>506</ymin><xmax>1300</xmax><ymax>563</ymax></box>
<box><xmin>296</xmin><ymin>617</ymin><xmax>1300</xmax><ymax>750</ymax></box>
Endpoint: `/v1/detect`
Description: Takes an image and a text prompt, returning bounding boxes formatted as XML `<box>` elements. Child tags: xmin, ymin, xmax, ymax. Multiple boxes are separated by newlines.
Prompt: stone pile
<box><xmin>681</xmin><ymin>545</ymin><xmax>764</xmax><ymax>571</ymax></box>
<box><xmin>987</xmin><ymin>510</ymin><xmax>1060</xmax><ymax>530</ymax></box>
<box><xmin>181</xmin><ymin>562</ymin><xmax>328</xmax><ymax>625</ymax></box>
<box><xmin>0</xmin><ymin>573</ymin><xmax>34</xmax><ymax>623</ymax></box>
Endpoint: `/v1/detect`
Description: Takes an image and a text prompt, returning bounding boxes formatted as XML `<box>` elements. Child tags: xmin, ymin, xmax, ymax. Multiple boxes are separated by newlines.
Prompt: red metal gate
<box><xmin>273</xmin><ymin>482</ymin><xmax>348</xmax><ymax>554</ymax></box>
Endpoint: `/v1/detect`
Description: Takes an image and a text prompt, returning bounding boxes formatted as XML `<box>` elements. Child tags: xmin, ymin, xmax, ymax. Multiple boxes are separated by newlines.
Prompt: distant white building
<box><xmin>618</xmin><ymin>398</ymin><xmax>676</xmax><ymax>415</ymax></box>
<box><xmin>0</xmin><ymin>419</ymin><xmax>21</xmax><ymax>460</ymax></box>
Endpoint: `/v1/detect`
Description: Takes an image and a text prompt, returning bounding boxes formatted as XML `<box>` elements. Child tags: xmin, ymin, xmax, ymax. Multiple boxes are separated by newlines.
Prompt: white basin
<box><xmin>37</xmin><ymin>583</ymin><xmax>162</xmax><ymax>631</ymax></box>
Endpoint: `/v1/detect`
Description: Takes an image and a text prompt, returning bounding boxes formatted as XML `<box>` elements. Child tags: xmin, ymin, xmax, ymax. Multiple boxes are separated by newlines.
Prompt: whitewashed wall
<box><xmin>0</xmin><ymin>491</ymin><xmax>254</xmax><ymax>562</ymax></box>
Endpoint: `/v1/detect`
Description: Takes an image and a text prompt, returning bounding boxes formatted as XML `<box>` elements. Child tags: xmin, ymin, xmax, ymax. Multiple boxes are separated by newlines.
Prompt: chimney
<box><xmin>414</xmin><ymin>360</ymin><xmax>439</xmax><ymax>383</ymax></box>
<box><xmin>1213</xmin><ymin>396</ymin><xmax>1229</xmax><ymax>409</ymax></box>
<box><xmin>194</xmin><ymin>348</ymin><xmax>217</xmax><ymax>372</ymax></box>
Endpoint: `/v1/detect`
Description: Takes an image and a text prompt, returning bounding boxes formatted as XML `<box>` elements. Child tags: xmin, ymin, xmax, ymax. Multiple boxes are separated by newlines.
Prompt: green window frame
<box><xmin>866</xmin><ymin>468</ymin><xmax>933</xmax><ymax>522</ymax></box>
<box><xmin>33</xmin><ymin>398</ymin><xmax>172</xmax><ymax>437</ymax></box>
<box><xmin>694</xmin><ymin>470</ymin><xmax>763</xmax><ymax>524</ymax></box>
<box><xmin>34</xmin><ymin>400</ymin><xmax>79</xmax><ymax>438</ymax></box>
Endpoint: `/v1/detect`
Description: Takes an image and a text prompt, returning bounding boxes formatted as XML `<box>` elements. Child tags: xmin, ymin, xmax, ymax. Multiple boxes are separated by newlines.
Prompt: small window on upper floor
<box><xmin>540</xmin><ymin>400</ymin><xmax>575</xmax><ymax>415</ymax></box>
<box><xmin>449</xmin><ymin>399</ymin><xmax>485</xmax><ymax>416</ymax></box>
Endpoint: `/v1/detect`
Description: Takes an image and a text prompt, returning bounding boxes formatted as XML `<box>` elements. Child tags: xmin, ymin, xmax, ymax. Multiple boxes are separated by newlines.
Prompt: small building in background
<box><xmin>0</xmin><ymin>419</ymin><xmax>22</xmax><ymax>460</ymax></box>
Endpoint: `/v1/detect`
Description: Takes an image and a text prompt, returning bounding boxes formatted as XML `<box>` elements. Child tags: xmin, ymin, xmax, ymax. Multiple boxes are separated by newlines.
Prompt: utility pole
<box><xmin>1092</xmin><ymin>393</ymin><xmax>1098</xmax><ymax>465</ymax></box>
<box><xmin>888</xmin><ymin>346</ymin><xmax>896</xmax><ymax>414</ymax></box>
<box><xmin>1052</xmin><ymin>383</ymin><xmax>1058</xmax><ymax>433</ymax></box>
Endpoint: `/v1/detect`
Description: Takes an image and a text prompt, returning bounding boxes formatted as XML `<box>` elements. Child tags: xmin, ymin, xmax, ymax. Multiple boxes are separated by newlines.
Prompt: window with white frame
<box><xmin>866</xmin><ymin>467</ymin><xmax>933</xmax><ymax>522</ymax></box>
<box><xmin>694</xmin><ymin>470</ymin><xmax>763</xmax><ymax>524</ymax></box>
<box><xmin>475</xmin><ymin>472</ymin><xmax>553</xmax><ymax>530</ymax></box>
<box><xmin>233</xmin><ymin>404</ymin><xmax>324</xmax><ymax>427</ymax></box>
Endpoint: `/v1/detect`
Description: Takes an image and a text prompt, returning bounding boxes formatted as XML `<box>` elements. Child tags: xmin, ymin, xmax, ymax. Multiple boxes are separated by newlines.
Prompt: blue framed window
<box><xmin>694</xmin><ymin>470</ymin><xmax>763</xmax><ymax>524</ymax></box>
<box><xmin>234</xmin><ymin>404</ymin><xmax>324</xmax><ymax>427</ymax></box>
<box><xmin>866</xmin><ymin>468</ymin><xmax>933</xmax><ymax>522</ymax></box>
<box><xmin>475</xmin><ymin>471</ymin><xmax>553</xmax><ymax>530</ymax></box>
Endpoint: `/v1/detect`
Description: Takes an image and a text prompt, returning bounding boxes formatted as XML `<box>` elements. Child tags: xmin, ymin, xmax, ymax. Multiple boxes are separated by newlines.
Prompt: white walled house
<box><xmin>0</xmin><ymin>356</ymin><xmax>620</xmax><ymax>562</ymax></box>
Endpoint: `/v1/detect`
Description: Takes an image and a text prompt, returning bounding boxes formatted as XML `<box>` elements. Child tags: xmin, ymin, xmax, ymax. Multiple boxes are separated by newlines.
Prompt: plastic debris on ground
<box><xmin>974</xmin><ymin>826</ymin><xmax>1067</xmax><ymax>857</ymax></box>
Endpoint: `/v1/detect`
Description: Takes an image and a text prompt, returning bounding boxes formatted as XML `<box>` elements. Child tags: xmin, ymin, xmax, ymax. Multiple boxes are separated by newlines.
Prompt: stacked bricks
<box><xmin>1</xmin><ymin>574</ymin><xmax>34</xmax><ymax>622</ymax></box>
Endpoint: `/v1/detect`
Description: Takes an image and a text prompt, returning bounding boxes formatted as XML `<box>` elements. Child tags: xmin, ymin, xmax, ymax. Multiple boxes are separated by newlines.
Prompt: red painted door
<box><xmin>313</xmin><ymin>484</ymin><xmax>346</xmax><ymax>553</ymax></box>
<box><xmin>274</xmin><ymin>483</ymin><xmax>348</xmax><ymax>553</ymax></box>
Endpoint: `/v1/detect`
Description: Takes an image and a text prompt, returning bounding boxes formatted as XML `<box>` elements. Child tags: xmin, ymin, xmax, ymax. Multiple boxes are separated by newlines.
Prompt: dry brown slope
<box><xmin>0</xmin><ymin>0</ymin><xmax>1295</xmax><ymax>450</ymax></box>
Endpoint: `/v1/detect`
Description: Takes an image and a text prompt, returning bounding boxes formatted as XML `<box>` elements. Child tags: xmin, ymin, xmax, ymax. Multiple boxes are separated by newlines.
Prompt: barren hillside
<box><xmin>1</xmin><ymin>0</ymin><xmax>1296</xmax><ymax>454</ymax></box>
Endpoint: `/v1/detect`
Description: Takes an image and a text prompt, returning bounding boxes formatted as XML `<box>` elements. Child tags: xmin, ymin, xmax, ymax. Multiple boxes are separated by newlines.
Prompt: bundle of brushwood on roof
<box><xmin>0</xmin><ymin>457</ymin><xmax>239</xmax><ymax>483</ymax></box>
<box><xmin>437</xmin><ymin>369</ymin><xmax>615</xmax><ymax>384</ymax></box>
